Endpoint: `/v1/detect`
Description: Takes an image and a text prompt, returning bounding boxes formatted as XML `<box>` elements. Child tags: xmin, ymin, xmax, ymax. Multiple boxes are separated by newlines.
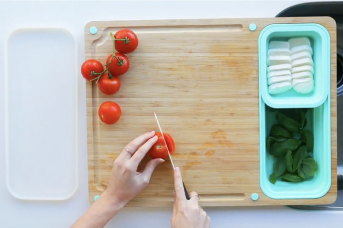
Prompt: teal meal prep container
<box><xmin>258</xmin><ymin>23</ymin><xmax>331</xmax><ymax>199</ymax></box>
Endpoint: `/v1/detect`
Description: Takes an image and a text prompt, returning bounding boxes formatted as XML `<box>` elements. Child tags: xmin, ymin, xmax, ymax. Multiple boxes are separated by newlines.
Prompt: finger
<box><xmin>174</xmin><ymin>167</ymin><xmax>186</xmax><ymax>202</ymax></box>
<box><xmin>189</xmin><ymin>191</ymin><xmax>200</xmax><ymax>204</ymax></box>
<box><xmin>141</xmin><ymin>158</ymin><xmax>165</xmax><ymax>183</ymax></box>
<box><xmin>117</xmin><ymin>131</ymin><xmax>155</xmax><ymax>161</ymax></box>
<box><xmin>130</xmin><ymin>135</ymin><xmax>158</xmax><ymax>168</ymax></box>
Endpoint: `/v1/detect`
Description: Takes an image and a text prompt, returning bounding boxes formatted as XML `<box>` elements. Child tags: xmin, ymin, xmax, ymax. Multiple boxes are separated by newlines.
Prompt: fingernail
<box><xmin>160</xmin><ymin>159</ymin><xmax>165</xmax><ymax>162</ymax></box>
<box><xmin>175</xmin><ymin>167</ymin><xmax>180</xmax><ymax>172</ymax></box>
<box><xmin>150</xmin><ymin>131</ymin><xmax>155</xmax><ymax>134</ymax></box>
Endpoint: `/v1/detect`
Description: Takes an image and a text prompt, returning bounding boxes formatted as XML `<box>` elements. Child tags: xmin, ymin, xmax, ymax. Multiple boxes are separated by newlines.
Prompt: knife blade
<box><xmin>153</xmin><ymin>112</ymin><xmax>190</xmax><ymax>200</ymax></box>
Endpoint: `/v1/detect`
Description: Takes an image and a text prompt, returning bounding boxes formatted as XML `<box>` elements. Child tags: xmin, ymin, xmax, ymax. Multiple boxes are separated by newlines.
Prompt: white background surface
<box><xmin>0</xmin><ymin>1</ymin><xmax>342</xmax><ymax>227</ymax></box>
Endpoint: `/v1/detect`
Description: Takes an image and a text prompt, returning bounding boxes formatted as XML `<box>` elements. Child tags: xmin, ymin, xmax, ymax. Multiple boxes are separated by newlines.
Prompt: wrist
<box><xmin>101</xmin><ymin>190</ymin><xmax>127</xmax><ymax>209</ymax></box>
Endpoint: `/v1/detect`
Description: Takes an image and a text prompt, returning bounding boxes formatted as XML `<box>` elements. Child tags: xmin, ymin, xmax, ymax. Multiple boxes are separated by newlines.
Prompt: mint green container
<box><xmin>259</xmin><ymin>98</ymin><xmax>331</xmax><ymax>199</ymax></box>
<box><xmin>259</xmin><ymin>23</ymin><xmax>331</xmax><ymax>108</ymax></box>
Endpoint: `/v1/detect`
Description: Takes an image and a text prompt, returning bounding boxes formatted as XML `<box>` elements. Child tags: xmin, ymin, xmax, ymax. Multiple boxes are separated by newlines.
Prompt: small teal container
<box><xmin>258</xmin><ymin>23</ymin><xmax>331</xmax><ymax>108</ymax></box>
<box><xmin>259</xmin><ymin>98</ymin><xmax>331</xmax><ymax>199</ymax></box>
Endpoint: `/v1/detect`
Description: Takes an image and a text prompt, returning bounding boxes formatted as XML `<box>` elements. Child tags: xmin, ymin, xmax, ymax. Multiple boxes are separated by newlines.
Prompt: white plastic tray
<box><xmin>5</xmin><ymin>28</ymin><xmax>78</xmax><ymax>200</ymax></box>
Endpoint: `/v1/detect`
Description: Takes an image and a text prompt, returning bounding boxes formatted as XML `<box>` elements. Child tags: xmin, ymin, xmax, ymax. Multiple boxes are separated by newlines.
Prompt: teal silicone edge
<box><xmin>259</xmin><ymin>96</ymin><xmax>331</xmax><ymax>200</ymax></box>
<box><xmin>258</xmin><ymin>23</ymin><xmax>330</xmax><ymax>109</ymax></box>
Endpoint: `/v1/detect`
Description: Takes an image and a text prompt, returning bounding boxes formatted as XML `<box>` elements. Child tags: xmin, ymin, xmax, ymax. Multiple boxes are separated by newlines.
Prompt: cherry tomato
<box><xmin>81</xmin><ymin>59</ymin><xmax>104</xmax><ymax>81</ymax></box>
<box><xmin>98</xmin><ymin>73</ymin><xmax>121</xmax><ymax>95</ymax></box>
<box><xmin>114</xmin><ymin>29</ymin><xmax>139</xmax><ymax>54</ymax></box>
<box><xmin>98</xmin><ymin>101</ymin><xmax>121</xmax><ymax>125</ymax></box>
<box><xmin>106</xmin><ymin>53</ymin><xmax>130</xmax><ymax>77</ymax></box>
<box><xmin>147</xmin><ymin>132</ymin><xmax>175</xmax><ymax>159</ymax></box>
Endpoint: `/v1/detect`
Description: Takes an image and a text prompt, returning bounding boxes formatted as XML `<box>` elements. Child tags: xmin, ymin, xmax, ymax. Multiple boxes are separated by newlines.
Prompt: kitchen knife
<box><xmin>153</xmin><ymin>112</ymin><xmax>190</xmax><ymax>200</ymax></box>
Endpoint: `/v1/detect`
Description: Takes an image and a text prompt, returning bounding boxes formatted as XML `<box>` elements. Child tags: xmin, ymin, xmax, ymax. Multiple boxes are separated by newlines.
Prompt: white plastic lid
<box><xmin>5</xmin><ymin>28</ymin><xmax>78</xmax><ymax>200</ymax></box>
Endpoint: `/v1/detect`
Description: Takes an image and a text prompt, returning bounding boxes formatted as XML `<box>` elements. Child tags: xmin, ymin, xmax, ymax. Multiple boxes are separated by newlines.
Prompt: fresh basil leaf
<box><xmin>299</xmin><ymin>109</ymin><xmax>306</xmax><ymax>129</ymax></box>
<box><xmin>270</xmin><ymin>138</ymin><xmax>300</xmax><ymax>157</ymax></box>
<box><xmin>300</xmin><ymin>129</ymin><xmax>314</xmax><ymax>152</ymax></box>
<box><xmin>279</xmin><ymin>109</ymin><xmax>300</xmax><ymax>122</ymax></box>
<box><xmin>277</xmin><ymin>112</ymin><xmax>301</xmax><ymax>133</ymax></box>
<box><xmin>286</xmin><ymin>150</ymin><xmax>294</xmax><ymax>173</ymax></box>
<box><xmin>273</xmin><ymin>136</ymin><xmax>288</xmax><ymax>142</ymax></box>
<box><xmin>302</xmin><ymin>158</ymin><xmax>318</xmax><ymax>177</ymax></box>
<box><xmin>266</xmin><ymin>137</ymin><xmax>275</xmax><ymax>152</ymax></box>
<box><xmin>297</xmin><ymin>165</ymin><xmax>306</xmax><ymax>179</ymax></box>
<box><xmin>282</xmin><ymin>173</ymin><xmax>304</xmax><ymax>182</ymax></box>
<box><xmin>269</xmin><ymin>173</ymin><xmax>277</xmax><ymax>184</ymax></box>
<box><xmin>292</xmin><ymin>145</ymin><xmax>307</xmax><ymax>172</ymax></box>
<box><xmin>273</xmin><ymin>157</ymin><xmax>286</xmax><ymax>178</ymax></box>
<box><xmin>270</xmin><ymin>124</ymin><xmax>292</xmax><ymax>139</ymax></box>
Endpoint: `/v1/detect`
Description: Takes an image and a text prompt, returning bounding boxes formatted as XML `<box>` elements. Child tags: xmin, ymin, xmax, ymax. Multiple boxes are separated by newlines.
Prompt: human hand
<box><xmin>171</xmin><ymin>167</ymin><xmax>211</xmax><ymax>228</ymax></box>
<box><xmin>103</xmin><ymin>131</ymin><xmax>164</xmax><ymax>207</ymax></box>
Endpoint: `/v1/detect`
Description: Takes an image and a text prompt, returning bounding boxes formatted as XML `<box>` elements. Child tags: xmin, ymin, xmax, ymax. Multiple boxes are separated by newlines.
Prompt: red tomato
<box><xmin>106</xmin><ymin>53</ymin><xmax>130</xmax><ymax>77</ymax></box>
<box><xmin>81</xmin><ymin>59</ymin><xmax>104</xmax><ymax>81</ymax></box>
<box><xmin>147</xmin><ymin>132</ymin><xmax>175</xmax><ymax>159</ymax></box>
<box><xmin>98</xmin><ymin>101</ymin><xmax>121</xmax><ymax>125</ymax></box>
<box><xmin>98</xmin><ymin>73</ymin><xmax>121</xmax><ymax>95</ymax></box>
<box><xmin>114</xmin><ymin>29</ymin><xmax>139</xmax><ymax>54</ymax></box>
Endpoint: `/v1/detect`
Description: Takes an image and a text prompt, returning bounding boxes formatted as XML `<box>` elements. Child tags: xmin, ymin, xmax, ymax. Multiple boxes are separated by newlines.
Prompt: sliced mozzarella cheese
<box><xmin>292</xmin><ymin>65</ymin><xmax>314</xmax><ymax>74</ymax></box>
<box><xmin>292</xmin><ymin>71</ymin><xmax>313</xmax><ymax>80</ymax></box>
<box><xmin>268</xmin><ymin>75</ymin><xmax>292</xmax><ymax>85</ymax></box>
<box><xmin>292</xmin><ymin>78</ymin><xmax>314</xmax><ymax>94</ymax></box>
<box><xmin>268</xmin><ymin>70</ymin><xmax>291</xmax><ymax>78</ymax></box>
<box><xmin>268</xmin><ymin>64</ymin><xmax>292</xmax><ymax>72</ymax></box>
<box><xmin>291</xmin><ymin>51</ymin><xmax>312</xmax><ymax>62</ymax></box>
<box><xmin>291</xmin><ymin>57</ymin><xmax>313</xmax><ymax>67</ymax></box>
<box><xmin>288</xmin><ymin>37</ymin><xmax>311</xmax><ymax>49</ymax></box>
<box><xmin>268</xmin><ymin>48</ymin><xmax>291</xmax><ymax>57</ymax></box>
<box><xmin>268</xmin><ymin>81</ymin><xmax>292</xmax><ymax>94</ymax></box>
<box><xmin>269</xmin><ymin>41</ymin><xmax>290</xmax><ymax>49</ymax></box>
<box><xmin>268</xmin><ymin>56</ymin><xmax>291</xmax><ymax>66</ymax></box>
<box><xmin>291</xmin><ymin>45</ymin><xmax>313</xmax><ymax>56</ymax></box>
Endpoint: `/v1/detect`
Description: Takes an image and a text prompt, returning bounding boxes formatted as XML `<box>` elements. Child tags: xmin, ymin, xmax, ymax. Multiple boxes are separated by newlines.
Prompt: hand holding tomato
<box><xmin>104</xmin><ymin>131</ymin><xmax>165</xmax><ymax>206</ymax></box>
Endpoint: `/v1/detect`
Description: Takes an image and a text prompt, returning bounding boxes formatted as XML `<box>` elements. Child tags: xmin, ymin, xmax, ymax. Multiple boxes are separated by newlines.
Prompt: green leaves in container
<box><xmin>297</xmin><ymin>165</ymin><xmax>306</xmax><ymax>179</ymax></box>
<box><xmin>266</xmin><ymin>135</ymin><xmax>287</xmax><ymax>152</ymax></box>
<box><xmin>286</xmin><ymin>150</ymin><xmax>294</xmax><ymax>173</ymax></box>
<box><xmin>299</xmin><ymin>109</ymin><xmax>307</xmax><ymax>129</ymax></box>
<box><xmin>301</xmin><ymin>129</ymin><xmax>314</xmax><ymax>152</ymax></box>
<box><xmin>270</xmin><ymin>124</ymin><xmax>292</xmax><ymax>139</ymax></box>
<box><xmin>269</xmin><ymin>157</ymin><xmax>286</xmax><ymax>184</ymax></box>
<box><xmin>276</xmin><ymin>112</ymin><xmax>301</xmax><ymax>133</ymax></box>
<box><xmin>302</xmin><ymin>158</ymin><xmax>318</xmax><ymax>177</ymax></box>
<box><xmin>282</xmin><ymin>173</ymin><xmax>304</xmax><ymax>182</ymax></box>
<box><xmin>269</xmin><ymin>173</ymin><xmax>277</xmax><ymax>184</ymax></box>
<box><xmin>292</xmin><ymin>145</ymin><xmax>307</xmax><ymax>172</ymax></box>
<box><xmin>270</xmin><ymin>138</ymin><xmax>300</xmax><ymax>157</ymax></box>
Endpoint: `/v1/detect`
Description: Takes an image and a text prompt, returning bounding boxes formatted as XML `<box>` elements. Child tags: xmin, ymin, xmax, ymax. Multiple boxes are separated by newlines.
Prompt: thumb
<box><xmin>141</xmin><ymin>158</ymin><xmax>165</xmax><ymax>182</ymax></box>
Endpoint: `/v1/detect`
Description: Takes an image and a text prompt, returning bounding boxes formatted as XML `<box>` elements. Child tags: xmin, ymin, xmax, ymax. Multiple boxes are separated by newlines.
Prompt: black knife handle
<box><xmin>183</xmin><ymin>182</ymin><xmax>190</xmax><ymax>200</ymax></box>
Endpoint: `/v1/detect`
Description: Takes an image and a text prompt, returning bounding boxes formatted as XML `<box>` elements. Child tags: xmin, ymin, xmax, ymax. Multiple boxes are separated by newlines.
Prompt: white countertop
<box><xmin>0</xmin><ymin>1</ymin><xmax>342</xmax><ymax>227</ymax></box>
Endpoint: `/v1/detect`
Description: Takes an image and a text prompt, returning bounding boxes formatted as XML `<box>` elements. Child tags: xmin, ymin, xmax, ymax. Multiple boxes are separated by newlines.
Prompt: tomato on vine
<box><xmin>106</xmin><ymin>53</ymin><xmax>130</xmax><ymax>77</ymax></box>
<box><xmin>81</xmin><ymin>59</ymin><xmax>104</xmax><ymax>81</ymax></box>
<box><xmin>98</xmin><ymin>73</ymin><xmax>121</xmax><ymax>95</ymax></box>
<box><xmin>114</xmin><ymin>29</ymin><xmax>139</xmax><ymax>54</ymax></box>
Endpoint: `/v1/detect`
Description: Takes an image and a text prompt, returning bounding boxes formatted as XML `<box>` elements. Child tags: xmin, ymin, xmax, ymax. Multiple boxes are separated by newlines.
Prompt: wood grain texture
<box><xmin>85</xmin><ymin>17</ymin><xmax>337</xmax><ymax>207</ymax></box>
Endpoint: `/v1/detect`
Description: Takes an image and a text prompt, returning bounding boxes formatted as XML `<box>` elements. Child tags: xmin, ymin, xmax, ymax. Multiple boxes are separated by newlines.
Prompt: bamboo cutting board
<box><xmin>85</xmin><ymin>17</ymin><xmax>337</xmax><ymax>207</ymax></box>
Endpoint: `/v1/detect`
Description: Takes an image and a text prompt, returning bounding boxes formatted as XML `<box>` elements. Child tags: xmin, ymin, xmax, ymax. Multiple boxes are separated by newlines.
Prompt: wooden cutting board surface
<box><xmin>85</xmin><ymin>17</ymin><xmax>337</xmax><ymax>207</ymax></box>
